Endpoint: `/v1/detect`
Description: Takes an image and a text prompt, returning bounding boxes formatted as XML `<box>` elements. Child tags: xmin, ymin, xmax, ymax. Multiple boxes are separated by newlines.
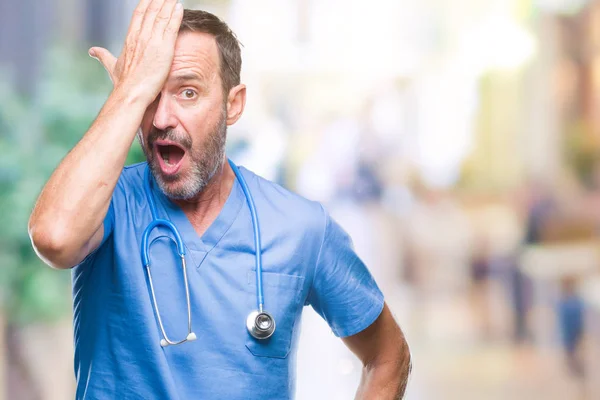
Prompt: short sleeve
<box><xmin>72</xmin><ymin>200</ymin><xmax>115</xmax><ymax>269</ymax></box>
<box><xmin>306</xmin><ymin>212</ymin><xmax>384</xmax><ymax>338</ymax></box>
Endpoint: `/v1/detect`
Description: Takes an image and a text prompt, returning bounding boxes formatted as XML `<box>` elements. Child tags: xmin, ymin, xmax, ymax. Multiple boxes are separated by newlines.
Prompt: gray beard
<box><xmin>140</xmin><ymin>109</ymin><xmax>227</xmax><ymax>200</ymax></box>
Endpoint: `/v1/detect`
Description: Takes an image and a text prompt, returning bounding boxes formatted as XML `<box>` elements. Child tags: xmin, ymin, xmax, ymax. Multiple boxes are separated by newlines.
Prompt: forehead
<box><xmin>170</xmin><ymin>31</ymin><xmax>220</xmax><ymax>80</ymax></box>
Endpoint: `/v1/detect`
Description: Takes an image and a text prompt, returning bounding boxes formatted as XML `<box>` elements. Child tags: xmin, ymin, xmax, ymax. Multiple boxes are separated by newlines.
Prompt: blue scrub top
<box><xmin>71</xmin><ymin>162</ymin><xmax>384</xmax><ymax>400</ymax></box>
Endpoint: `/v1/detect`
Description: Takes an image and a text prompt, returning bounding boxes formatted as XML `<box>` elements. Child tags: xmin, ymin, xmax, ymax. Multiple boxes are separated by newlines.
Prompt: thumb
<box><xmin>89</xmin><ymin>47</ymin><xmax>117</xmax><ymax>81</ymax></box>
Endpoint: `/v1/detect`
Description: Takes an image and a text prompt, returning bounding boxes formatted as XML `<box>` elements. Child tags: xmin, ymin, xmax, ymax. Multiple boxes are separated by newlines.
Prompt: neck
<box><xmin>170</xmin><ymin>158</ymin><xmax>235</xmax><ymax>236</ymax></box>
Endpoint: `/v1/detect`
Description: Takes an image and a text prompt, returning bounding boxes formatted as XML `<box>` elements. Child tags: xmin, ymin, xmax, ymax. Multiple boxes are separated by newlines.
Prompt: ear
<box><xmin>226</xmin><ymin>84</ymin><xmax>246</xmax><ymax>126</ymax></box>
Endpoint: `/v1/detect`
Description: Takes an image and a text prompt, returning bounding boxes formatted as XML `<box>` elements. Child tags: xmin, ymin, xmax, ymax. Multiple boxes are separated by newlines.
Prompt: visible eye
<box><xmin>181</xmin><ymin>89</ymin><xmax>197</xmax><ymax>99</ymax></box>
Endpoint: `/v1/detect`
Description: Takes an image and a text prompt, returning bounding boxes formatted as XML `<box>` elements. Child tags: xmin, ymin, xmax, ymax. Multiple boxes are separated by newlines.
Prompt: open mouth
<box><xmin>154</xmin><ymin>141</ymin><xmax>187</xmax><ymax>175</ymax></box>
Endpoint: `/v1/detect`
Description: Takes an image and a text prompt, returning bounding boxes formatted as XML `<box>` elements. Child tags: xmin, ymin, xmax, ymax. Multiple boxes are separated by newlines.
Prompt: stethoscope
<box><xmin>141</xmin><ymin>159</ymin><xmax>276</xmax><ymax>347</ymax></box>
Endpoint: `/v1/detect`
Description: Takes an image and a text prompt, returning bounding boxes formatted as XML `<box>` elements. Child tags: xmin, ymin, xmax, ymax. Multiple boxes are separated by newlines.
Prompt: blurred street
<box><xmin>299</xmin><ymin>280</ymin><xmax>585</xmax><ymax>400</ymax></box>
<box><xmin>5</xmin><ymin>0</ymin><xmax>600</xmax><ymax>399</ymax></box>
<box><xmin>295</xmin><ymin>200</ymin><xmax>589</xmax><ymax>400</ymax></box>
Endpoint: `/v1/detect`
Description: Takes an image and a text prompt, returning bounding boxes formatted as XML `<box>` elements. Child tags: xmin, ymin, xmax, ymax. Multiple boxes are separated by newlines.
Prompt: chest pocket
<box><xmin>245</xmin><ymin>271</ymin><xmax>304</xmax><ymax>358</ymax></box>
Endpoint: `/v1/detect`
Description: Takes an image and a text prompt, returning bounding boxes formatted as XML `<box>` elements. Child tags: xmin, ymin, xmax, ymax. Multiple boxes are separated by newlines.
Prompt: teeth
<box><xmin>162</xmin><ymin>149</ymin><xmax>170</xmax><ymax>165</ymax></box>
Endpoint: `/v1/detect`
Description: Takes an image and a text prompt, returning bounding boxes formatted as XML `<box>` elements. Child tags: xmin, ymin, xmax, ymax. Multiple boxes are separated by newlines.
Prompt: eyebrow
<box><xmin>171</xmin><ymin>73</ymin><xmax>204</xmax><ymax>83</ymax></box>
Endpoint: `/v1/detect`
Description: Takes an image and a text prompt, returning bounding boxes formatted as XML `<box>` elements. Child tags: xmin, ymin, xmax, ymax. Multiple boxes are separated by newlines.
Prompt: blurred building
<box><xmin>5</xmin><ymin>0</ymin><xmax>600</xmax><ymax>399</ymax></box>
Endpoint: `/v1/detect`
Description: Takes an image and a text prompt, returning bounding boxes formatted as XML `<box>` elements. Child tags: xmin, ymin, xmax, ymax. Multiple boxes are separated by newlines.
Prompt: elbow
<box><xmin>366</xmin><ymin>337</ymin><xmax>412</xmax><ymax>399</ymax></box>
<box><xmin>393</xmin><ymin>335</ymin><xmax>412</xmax><ymax>378</ymax></box>
<box><xmin>401</xmin><ymin>336</ymin><xmax>412</xmax><ymax>368</ymax></box>
<box><xmin>369</xmin><ymin>333</ymin><xmax>411</xmax><ymax>373</ymax></box>
<box><xmin>394</xmin><ymin>338</ymin><xmax>412</xmax><ymax>398</ymax></box>
<box><xmin>402</xmin><ymin>341</ymin><xmax>412</xmax><ymax>381</ymax></box>
<box><xmin>28</xmin><ymin>220</ymin><xmax>78</xmax><ymax>270</ymax></box>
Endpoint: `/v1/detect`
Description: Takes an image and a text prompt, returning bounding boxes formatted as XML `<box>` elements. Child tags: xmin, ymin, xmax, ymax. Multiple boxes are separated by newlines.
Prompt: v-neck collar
<box><xmin>148</xmin><ymin>165</ymin><xmax>245</xmax><ymax>254</ymax></box>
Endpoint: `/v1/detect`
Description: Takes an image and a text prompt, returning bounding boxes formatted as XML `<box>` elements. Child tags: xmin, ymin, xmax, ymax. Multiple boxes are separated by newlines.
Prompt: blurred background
<box><xmin>4</xmin><ymin>0</ymin><xmax>600</xmax><ymax>398</ymax></box>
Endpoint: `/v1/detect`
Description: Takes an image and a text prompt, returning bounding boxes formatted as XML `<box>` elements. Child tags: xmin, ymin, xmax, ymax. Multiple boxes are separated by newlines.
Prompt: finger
<box><xmin>154</xmin><ymin>0</ymin><xmax>177</xmax><ymax>35</ymax></box>
<box><xmin>139</xmin><ymin>0</ymin><xmax>166</xmax><ymax>38</ymax></box>
<box><xmin>125</xmin><ymin>0</ymin><xmax>153</xmax><ymax>39</ymax></box>
<box><xmin>164</xmin><ymin>3</ymin><xmax>184</xmax><ymax>39</ymax></box>
<box><xmin>89</xmin><ymin>47</ymin><xmax>117</xmax><ymax>82</ymax></box>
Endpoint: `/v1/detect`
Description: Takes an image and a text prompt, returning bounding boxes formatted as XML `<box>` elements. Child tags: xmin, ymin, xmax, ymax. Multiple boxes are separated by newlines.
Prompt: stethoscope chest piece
<box><xmin>246</xmin><ymin>310</ymin><xmax>276</xmax><ymax>340</ymax></box>
<box><xmin>143</xmin><ymin>161</ymin><xmax>275</xmax><ymax>347</ymax></box>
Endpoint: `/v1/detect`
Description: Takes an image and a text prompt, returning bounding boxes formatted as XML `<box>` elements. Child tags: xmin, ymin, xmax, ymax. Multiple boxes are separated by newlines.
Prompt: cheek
<box><xmin>179</xmin><ymin>102</ymin><xmax>222</xmax><ymax>138</ymax></box>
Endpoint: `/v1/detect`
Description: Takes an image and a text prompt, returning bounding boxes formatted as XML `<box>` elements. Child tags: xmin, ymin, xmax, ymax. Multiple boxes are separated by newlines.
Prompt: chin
<box><xmin>162</xmin><ymin>177</ymin><xmax>206</xmax><ymax>201</ymax></box>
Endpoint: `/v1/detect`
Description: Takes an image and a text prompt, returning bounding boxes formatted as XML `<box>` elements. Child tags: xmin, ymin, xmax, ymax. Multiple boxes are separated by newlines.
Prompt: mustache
<box><xmin>147</xmin><ymin>127</ymin><xmax>193</xmax><ymax>150</ymax></box>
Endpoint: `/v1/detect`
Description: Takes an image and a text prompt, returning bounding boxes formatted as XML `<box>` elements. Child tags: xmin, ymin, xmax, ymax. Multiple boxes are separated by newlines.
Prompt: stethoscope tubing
<box><xmin>141</xmin><ymin>159</ymin><xmax>270</xmax><ymax>346</ymax></box>
<box><xmin>227</xmin><ymin>160</ymin><xmax>265</xmax><ymax>312</ymax></box>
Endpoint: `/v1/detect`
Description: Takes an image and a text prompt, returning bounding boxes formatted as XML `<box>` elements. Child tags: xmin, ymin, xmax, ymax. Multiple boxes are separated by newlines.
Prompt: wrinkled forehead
<box><xmin>168</xmin><ymin>31</ymin><xmax>220</xmax><ymax>84</ymax></box>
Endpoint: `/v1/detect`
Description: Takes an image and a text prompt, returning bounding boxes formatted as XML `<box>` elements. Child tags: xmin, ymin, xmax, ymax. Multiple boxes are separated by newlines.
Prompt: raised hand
<box><xmin>89</xmin><ymin>0</ymin><xmax>183</xmax><ymax>105</ymax></box>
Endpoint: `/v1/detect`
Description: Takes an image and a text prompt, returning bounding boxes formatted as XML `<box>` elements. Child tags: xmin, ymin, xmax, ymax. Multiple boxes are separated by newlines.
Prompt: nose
<box><xmin>152</xmin><ymin>94</ymin><xmax>178</xmax><ymax>131</ymax></box>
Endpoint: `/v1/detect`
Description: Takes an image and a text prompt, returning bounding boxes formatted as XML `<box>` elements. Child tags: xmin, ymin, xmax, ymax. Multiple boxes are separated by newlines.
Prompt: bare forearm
<box><xmin>29</xmin><ymin>88</ymin><xmax>147</xmax><ymax>267</ymax></box>
<box><xmin>29</xmin><ymin>0</ymin><xmax>183</xmax><ymax>268</ymax></box>
<box><xmin>355</xmin><ymin>348</ymin><xmax>412</xmax><ymax>400</ymax></box>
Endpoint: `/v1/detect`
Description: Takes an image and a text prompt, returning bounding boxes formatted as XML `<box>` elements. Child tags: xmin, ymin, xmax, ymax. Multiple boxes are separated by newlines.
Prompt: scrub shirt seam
<box><xmin>306</xmin><ymin>204</ymin><xmax>329</xmax><ymax>305</ymax></box>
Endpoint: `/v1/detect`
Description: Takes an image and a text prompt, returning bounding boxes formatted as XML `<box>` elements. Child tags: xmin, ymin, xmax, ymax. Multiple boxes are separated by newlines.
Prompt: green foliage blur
<box><xmin>0</xmin><ymin>46</ymin><xmax>145</xmax><ymax>325</ymax></box>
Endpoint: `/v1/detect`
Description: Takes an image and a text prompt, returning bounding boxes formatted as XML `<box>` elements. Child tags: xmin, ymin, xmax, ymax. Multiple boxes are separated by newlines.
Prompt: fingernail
<box><xmin>176</xmin><ymin>3</ymin><xmax>183</xmax><ymax>11</ymax></box>
<box><xmin>88</xmin><ymin>49</ymin><xmax>96</xmax><ymax>58</ymax></box>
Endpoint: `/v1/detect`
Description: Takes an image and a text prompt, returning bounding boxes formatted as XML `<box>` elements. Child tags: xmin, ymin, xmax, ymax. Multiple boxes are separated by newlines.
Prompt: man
<box><xmin>28</xmin><ymin>1</ymin><xmax>411</xmax><ymax>399</ymax></box>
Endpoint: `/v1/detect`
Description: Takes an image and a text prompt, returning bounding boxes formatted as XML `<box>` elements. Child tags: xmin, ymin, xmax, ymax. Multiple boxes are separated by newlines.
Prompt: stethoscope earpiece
<box><xmin>160</xmin><ymin>332</ymin><xmax>197</xmax><ymax>348</ymax></box>
<box><xmin>247</xmin><ymin>310</ymin><xmax>276</xmax><ymax>340</ymax></box>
